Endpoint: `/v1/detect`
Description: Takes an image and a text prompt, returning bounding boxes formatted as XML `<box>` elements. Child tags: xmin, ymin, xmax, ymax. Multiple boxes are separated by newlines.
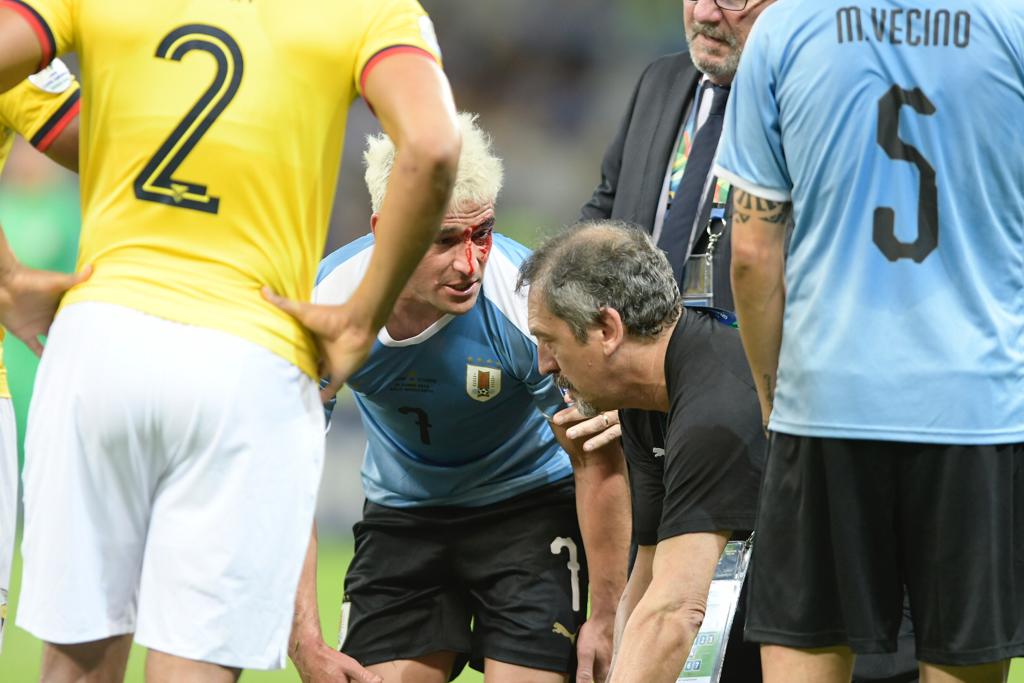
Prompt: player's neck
<box><xmin>616</xmin><ymin>325</ymin><xmax>673</xmax><ymax>412</ymax></box>
<box><xmin>384</xmin><ymin>296</ymin><xmax>446</xmax><ymax>341</ymax></box>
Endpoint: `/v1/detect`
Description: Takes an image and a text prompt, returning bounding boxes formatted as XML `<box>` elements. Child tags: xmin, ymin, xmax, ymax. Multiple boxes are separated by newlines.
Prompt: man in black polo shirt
<box><xmin>519</xmin><ymin>221</ymin><xmax>764</xmax><ymax>683</ymax></box>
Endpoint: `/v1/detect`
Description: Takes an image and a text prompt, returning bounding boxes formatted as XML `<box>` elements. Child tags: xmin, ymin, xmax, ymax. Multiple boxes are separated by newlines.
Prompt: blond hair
<box><xmin>364</xmin><ymin>111</ymin><xmax>504</xmax><ymax>214</ymax></box>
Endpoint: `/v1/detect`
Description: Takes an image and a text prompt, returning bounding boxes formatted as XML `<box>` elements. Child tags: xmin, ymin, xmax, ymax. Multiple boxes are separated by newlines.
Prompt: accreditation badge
<box><xmin>682</xmin><ymin>253</ymin><xmax>714</xmax><ymax>308</ymax></box>
<box><xmin>676</xmin><ymin>536</ymin><xmax>754</xmax><ymax>683</ymax></box>
<box><xmin>682</xmin><ymin>208</ymin><xmax>727</xmax><ymax>309</ymax></box>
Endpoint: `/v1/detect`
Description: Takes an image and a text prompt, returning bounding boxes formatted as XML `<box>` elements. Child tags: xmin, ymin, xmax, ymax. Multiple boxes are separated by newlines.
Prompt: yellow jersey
<box><xmin>2</xmin><ymin>0</ymin><xmax>442</xmax><ymax>378</ymax></box>
<box><xmin>0</xmin><ymin>58</ymin><xmax>80</xmax><ymax>399</ymax></box>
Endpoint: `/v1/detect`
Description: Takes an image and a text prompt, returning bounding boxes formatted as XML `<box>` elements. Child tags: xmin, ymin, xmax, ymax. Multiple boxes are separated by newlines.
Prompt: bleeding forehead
<box><xmin>442</xmin><ymin>203</ymin><xmax>495</xmax><ymax>230</ymax></box>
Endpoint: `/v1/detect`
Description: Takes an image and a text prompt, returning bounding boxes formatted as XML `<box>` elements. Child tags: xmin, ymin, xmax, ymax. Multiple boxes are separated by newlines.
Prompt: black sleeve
<box><xmin>579</xmin><ymin>62</ymin><xmax>650</xmax><ymax>222</ymax></box>
<box><xmin>620</xmin><ymin>411</ymin><xmax>664</xmax><ymax>547</ymax></box>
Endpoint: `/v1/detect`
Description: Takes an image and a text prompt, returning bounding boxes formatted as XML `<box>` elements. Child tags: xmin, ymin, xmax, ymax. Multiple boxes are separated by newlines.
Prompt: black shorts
<box><xmin>339</xmin><ymin>478</ymin><xmax>587</xmax><ymax>678</ymax></box>
<box><xmin>746</xmin><ymin>434</ymin><xmax>1024</xmax><ymax>667</ymax></box>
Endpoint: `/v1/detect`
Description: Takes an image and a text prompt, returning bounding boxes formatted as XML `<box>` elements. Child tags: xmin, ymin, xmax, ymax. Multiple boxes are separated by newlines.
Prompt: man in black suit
<box><xmin>573</xmin><ymin>1</ymin><xmax>919</xmax><ymax>681</ymax></box>
<box><xmin>581</xmin><ymin>0</ymin><xmax>773</xmax><ymax>311</ymax></box>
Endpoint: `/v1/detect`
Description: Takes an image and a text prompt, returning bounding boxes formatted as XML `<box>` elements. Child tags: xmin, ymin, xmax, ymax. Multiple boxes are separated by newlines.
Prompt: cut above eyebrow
<box><xmin>438</xmin><ymin>217</ymin><xmax>496</xmax><ymax>235</ymax></box>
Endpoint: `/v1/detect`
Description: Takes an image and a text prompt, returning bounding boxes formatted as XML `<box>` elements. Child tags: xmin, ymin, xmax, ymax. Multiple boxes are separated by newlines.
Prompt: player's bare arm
<box><xmin>0</xmin><ymin>227</ymin><xmax>89</xmax><ymax>356</ymax></box>
<box><xmin>0</xmin><ymin>112</ymin><xmax>83</xmax><ymax>351</ymax></box>
<box><xmin>608</xmin><ymin>532</ymin><xmax>729</xmax><ymax>683</ymax></box>
<box><xmin>0</xmin><ymin>10</ymin><xmax>87</xmax><ymax>352</ymax></box>
<box><xmin>730</xmin><ymin>189</ymin><xmax>790</xmax><ymax>427</ymax></box>
<box><xmin>611</xmin><ymin>545</ymin><xmax>655</xmax><ymax>662</ymax></box>
<box><xmin>0</xmin><ymin>4</ymin><xmax>44</xmax><ymax>92</ymax></box>
<box><xmin>267</xmin><ymin>54</ymin><xmax>460</xmax><ymax>401</ymax></box>
<box><xmin>289</xmin><ymin>524</ymin><xmax>382</xmax><ymax>683</ymax></box>
<box><xmin>549</xmin><ymin>418</ymin><xmax>629</xmax><ymax>683</ymax></box>
<box><xmin>354</xmin><ymin>53</ymin><xmax>460</xmax><ymax>335</ymax></box>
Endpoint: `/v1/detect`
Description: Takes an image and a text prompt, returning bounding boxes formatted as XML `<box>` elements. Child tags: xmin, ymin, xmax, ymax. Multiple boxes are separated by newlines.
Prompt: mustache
<box><xmin>555</xmin><ymin>374</ymin><xmax>575</xmax><ymax>394</ymax></box>
<box><xmin>689</xmin><ymin>21</ymin><xmax>739</xmax><ymax>48</ymax></box>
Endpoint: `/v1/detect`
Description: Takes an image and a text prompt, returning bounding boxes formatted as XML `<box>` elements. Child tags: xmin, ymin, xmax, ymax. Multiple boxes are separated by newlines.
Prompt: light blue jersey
<box><xmin>315</xmin><ymin>233</ymin><xmax>571</xmax><ymax>507</ymax></box>
<box><xmin>715</xmin><ymin>1</ymin><xmax>1024</xmax><ymax>443</ymax></box>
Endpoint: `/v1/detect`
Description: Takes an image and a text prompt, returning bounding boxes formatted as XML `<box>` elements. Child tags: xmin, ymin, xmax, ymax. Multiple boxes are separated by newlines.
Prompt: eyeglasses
<box><xmin>686</xmin><ymin>0</ymin><xmax>749</xmax><ymax>11</ymax></box>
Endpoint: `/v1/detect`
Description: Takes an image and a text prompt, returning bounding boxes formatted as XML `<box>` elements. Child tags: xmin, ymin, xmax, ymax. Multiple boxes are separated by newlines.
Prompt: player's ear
<box><xmin>597</xmin><ymin>306</ymin><xmax>626</xmax><ymax>356</ymax></box>
<box><xmin>370</xmin><ymin>213</ymin><xmax>380</xmax><ymax>234</ymax></box>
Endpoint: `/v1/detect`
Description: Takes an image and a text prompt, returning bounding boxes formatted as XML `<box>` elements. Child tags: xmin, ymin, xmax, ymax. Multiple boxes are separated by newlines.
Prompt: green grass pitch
<box><xmin>0</xmin><ymin>539</ymin><xmax>1020</xmax><ymax>682</ymax></box>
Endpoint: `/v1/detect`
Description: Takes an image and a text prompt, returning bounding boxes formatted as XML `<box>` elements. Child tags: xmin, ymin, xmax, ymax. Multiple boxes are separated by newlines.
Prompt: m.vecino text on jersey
<box><xmin>836</xmin><ymin>6</ymin><xmax>971</xmax><ymax>47</ymax></box>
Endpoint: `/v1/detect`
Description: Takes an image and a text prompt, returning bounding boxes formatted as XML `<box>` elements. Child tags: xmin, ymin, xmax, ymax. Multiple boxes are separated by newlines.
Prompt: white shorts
<box><xmin>18</xmin><ymin>302</ymin><xmax>325</xmax><ymax>670</ymax></box>
<box><xmin>0</xmin><ymin>398</ymin><xmax>16</xmax><ymax>653</ymax></box>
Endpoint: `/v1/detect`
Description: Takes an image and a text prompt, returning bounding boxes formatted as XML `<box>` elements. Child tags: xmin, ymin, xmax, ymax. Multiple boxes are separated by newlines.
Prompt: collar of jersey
<box><xmin>377</xmin><ymin>313</ymin><xmax>457</xmax><ymax>347</ymax></box>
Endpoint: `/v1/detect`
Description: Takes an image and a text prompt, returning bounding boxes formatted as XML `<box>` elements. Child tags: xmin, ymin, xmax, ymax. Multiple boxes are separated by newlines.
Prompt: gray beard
<box><xmin>686</xmin><ymin>23</ymin><xmax>742</xmax><ymax>82</ymax></box>
<box><xmin>556</xmin><ymin>375</ymin><xmax>601</xmax><ymax>418</ymax></box>
<box><xmin>693</xmin><ymin>50</ymin><xmax>741</xmax><ymax>82</ymax></box>
<box><xmin>572</xmin><ymin>396</ymin><xmax>601</xmax><ymax>419</ymax></box>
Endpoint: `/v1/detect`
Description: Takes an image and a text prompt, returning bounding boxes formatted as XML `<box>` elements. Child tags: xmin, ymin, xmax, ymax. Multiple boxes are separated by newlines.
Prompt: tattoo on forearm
<box><xmin>763</xmin><ymin>373</ymin><xmax>775</xmax><ymax>408</ymax></box>
<box><xmin>733</xmin><ymin>190</ymin><xmax>791</xmax><ymax>226</ymax></box>
<box><xmin>761</xmin><ymin>373</ymin><xmax>775</xmax><ymax>432</ymax></box>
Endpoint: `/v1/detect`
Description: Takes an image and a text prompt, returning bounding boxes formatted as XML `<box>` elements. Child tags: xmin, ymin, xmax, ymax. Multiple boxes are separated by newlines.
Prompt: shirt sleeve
<box><xmin>712</xmin><ymin>15</ymin><xmax>793</xmax><ymax>202</ymax></box>
<box><xmin>620</xmin><ymin>411</ymin><xmax>664</xmax><ymax>547</ymax></box>
<box><xmin>353</xmin><ymin>0</ymin><xmax>443</xmax><ymax>100</ymax></box>
<box><xmin>312</xmin><ymin>239</ymin><xmax>375</xmax><ymax>306</ymax></box>
<box><xmin>0</xmin><ymin>58</ymin><xmax>79</xmax><ymax>152</ymax></box>
<box><xmin>0</xmin><ymin>0</ymin><xmax>75</xmax><ymax>70</ymax></box>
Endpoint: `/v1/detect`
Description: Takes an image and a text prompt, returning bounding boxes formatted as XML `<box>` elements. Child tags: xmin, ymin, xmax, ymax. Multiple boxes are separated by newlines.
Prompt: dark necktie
<box><xmin>658</xmin><ymin>82</ymin><xmax>730</xmax><ymax>285</ymax></box>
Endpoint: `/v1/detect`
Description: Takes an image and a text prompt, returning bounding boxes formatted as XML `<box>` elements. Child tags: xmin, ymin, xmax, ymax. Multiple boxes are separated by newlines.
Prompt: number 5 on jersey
<box><xmin>134</xmin><ymin>24</ymin><xmax>244</xmax><ymax>214</ymax></box>
<box><xmin>873</xmin><ymin>85</ymin><xmax>938</xmax><ymax>263</ymax></box>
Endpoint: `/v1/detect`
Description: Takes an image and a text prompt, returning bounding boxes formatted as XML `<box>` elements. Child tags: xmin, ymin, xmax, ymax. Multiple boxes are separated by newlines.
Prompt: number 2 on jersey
<box><xmin>873</xmin><ymin>85</ymin><xmax>938</xmax><ymax>263</ymax></box>
<box><xmin>134</xmin><ymin>25</ymin><xmax>244</xmax><ymax>214</ymax></box>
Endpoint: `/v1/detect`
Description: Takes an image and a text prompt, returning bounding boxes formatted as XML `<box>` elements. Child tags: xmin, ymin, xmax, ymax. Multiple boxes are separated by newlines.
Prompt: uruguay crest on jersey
<box><xmin>466</xmin><ymin>364</ymin><xmax>502</xmax><ymax>402</ymax></box>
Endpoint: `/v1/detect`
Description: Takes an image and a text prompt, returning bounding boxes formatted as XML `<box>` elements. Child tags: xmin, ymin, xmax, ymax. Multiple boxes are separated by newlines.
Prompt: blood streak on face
<box><xmin>462</xmin><ymin>225</ymin><xmax>494</xmax><ymax>277</ymax></box>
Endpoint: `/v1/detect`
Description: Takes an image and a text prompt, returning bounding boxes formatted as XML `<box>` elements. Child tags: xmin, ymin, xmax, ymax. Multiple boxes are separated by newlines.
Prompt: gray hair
<box><xmin>364</xmin><ymin>111</ymin><xmax>504</xmax><ymax>213</ymax></box>
<box><xmin>517</xmin><ymin>221</ymin><xmax>682</xmax><ymax>343</ymax></box>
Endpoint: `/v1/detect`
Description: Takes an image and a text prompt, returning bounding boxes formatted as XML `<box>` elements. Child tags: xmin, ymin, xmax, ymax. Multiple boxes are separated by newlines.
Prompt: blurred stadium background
<box><xmin>0</xmin><ymin>0</ymin><xmax>1020</xmax><ymax>680</ymax></box>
